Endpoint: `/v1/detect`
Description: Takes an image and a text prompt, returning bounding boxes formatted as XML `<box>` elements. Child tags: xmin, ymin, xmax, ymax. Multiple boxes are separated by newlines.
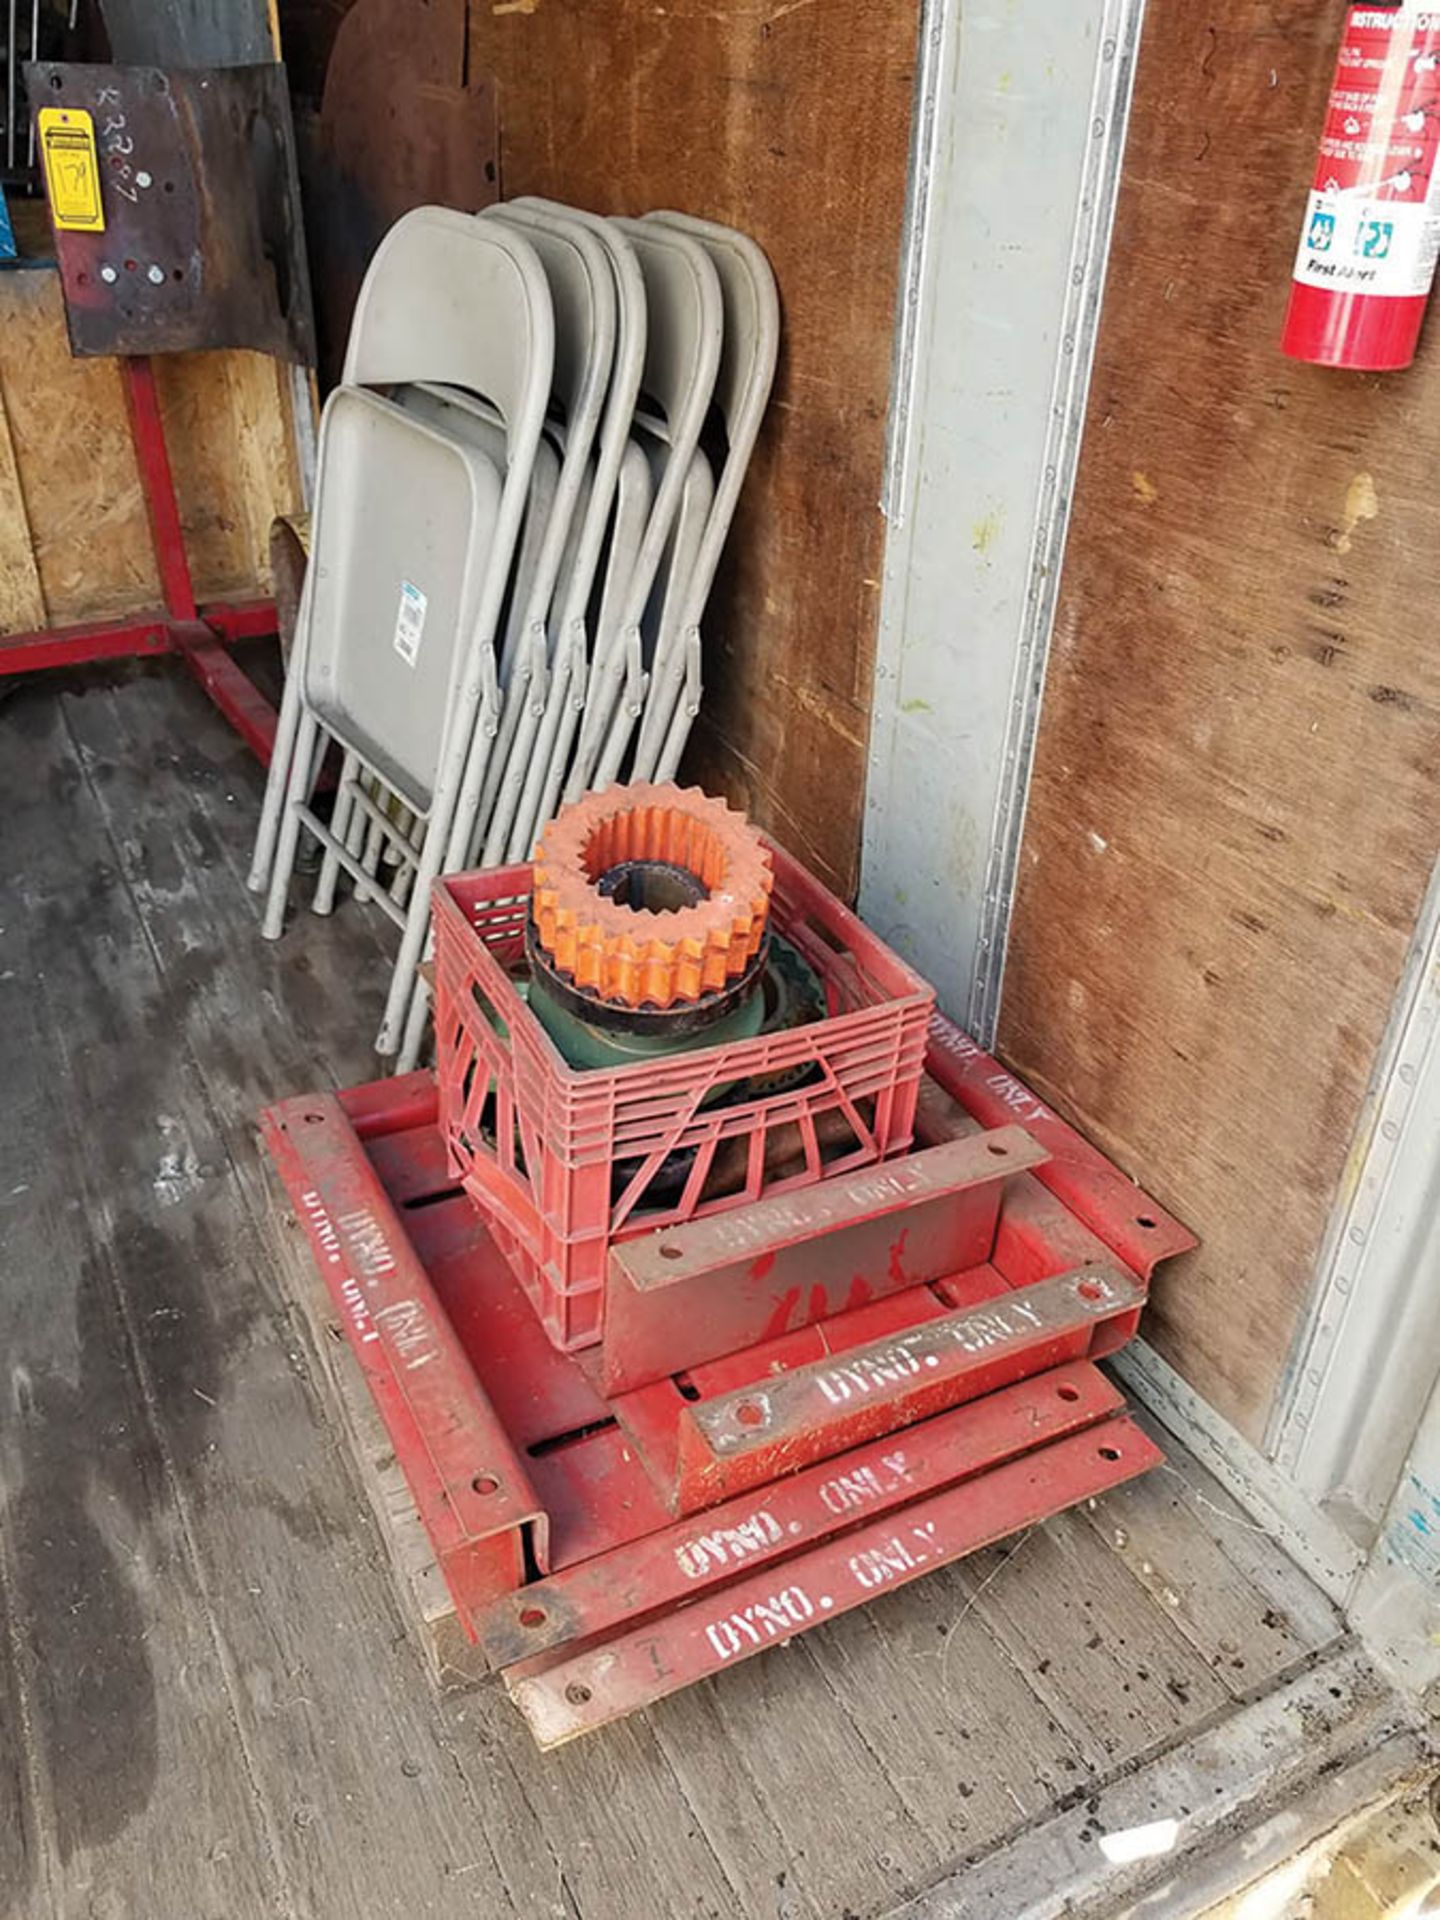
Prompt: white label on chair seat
<box><xmin>392</xmin><ymin>580</ymin><xmax>428</xmax><ymax>666</ymax></box>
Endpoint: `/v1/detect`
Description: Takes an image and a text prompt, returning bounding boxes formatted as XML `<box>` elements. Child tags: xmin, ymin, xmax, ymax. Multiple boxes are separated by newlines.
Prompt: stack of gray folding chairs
<box><xmin>247</xmin><ymin>200</ymin><xmax>779</xmax><ymax>1072</ymax></box>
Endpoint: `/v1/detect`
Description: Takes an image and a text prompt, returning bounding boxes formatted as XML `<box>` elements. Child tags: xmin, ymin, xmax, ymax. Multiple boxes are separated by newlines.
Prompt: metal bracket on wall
<box><xmin>1267</xmin><ymin>854</ymin><xmax>1440</xmax><ymax>1537</ymax></box>
<box><xmin>861</xmin><ymin>0</ymin><xmax>1146</xmax><ymax>1047</ymax></box>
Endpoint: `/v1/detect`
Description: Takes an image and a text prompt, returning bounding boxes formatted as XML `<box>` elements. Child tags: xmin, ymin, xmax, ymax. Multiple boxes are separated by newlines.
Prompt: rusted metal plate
<box><xmin>261</xmin><ymin>1092</ymin><xmax>547</xmax><ymax>1619</ymax></box>
<box><xmin>504</xmin><ymin>1414</ymin><xmax>1164</xmax><ymax>1746</ymax></box>
<box><xmin>600</xmin><ymin>1125</ymin><xmax>1049</xmax><ymax>1396</ymax></box>
<box><xmin>673</xmin><ymin>1262</ymin><xmax>1147</xmax><ymax>1511</ymax></box>
<box><xmin>26</xmin><ymin>61</ymin><xmax>315</xmax><ymax>361</ymax></box>
<box><xmin>477</xmin><ymin>1359</ymin><xmax>1123</xmax><ymax>1668</ymax></box>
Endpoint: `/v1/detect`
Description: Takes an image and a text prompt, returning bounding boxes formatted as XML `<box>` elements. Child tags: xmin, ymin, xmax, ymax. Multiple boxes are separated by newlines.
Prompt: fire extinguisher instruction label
<box><xmin>1292</xmin><ymin>1</ymin><xmax>1440</xmax><ymax>299</ymax></box>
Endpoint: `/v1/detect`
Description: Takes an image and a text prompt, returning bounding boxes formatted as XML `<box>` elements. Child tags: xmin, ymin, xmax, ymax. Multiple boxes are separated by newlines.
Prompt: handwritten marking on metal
<box><xmin>300</xmin><ymin>1188</ymin><xmax>438</xmax><ymax>1373</ymax></box>
<box><xmin>701</xmin><ymin>1267</ymin><xmax>1134</xmax><ymax>1450</ymax></box>
<box><xmin>698</xmin><ymin>1516</ymin><xmax>942</xmax><ymax>1660</ymax></box>
<box><xmin>94</xmin><ymin>84</ymin><xmax>140</xmax><ymax>205</ymax></box>
<box><xmin>927</xmin><ymin>1017</ymin><xmax>1054</xmax><ymax>1126</ymax></box>
<box><xmin>666</xmin><ymin>1163</ymin><xmax>942</xmax><ymax>1261</ymax></box>
<box><xmin>670</xmin><ymin>1451</ymin><xmax>915</xmax><ymax>1582</ymax></box>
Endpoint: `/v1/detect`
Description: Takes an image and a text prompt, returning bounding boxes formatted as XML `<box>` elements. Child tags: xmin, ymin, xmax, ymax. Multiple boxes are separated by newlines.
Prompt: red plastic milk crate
<box><xmin>432</xmin><ymin>842</ymin><xmax>936</xmax><ymax>1349</ymax></box>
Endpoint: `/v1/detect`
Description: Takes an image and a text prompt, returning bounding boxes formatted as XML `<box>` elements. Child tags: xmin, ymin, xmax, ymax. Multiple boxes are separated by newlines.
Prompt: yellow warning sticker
<box><xmin>37</xmin><ymin>108</ymin><xmax>105</xmax><ymax>232</ymax></box>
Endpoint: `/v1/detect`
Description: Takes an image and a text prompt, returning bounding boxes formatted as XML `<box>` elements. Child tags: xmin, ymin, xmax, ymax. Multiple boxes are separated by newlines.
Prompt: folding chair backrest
<box><xmin>644</xmin><ymin>211</ymin><xmax>779</xmax><ymax>628</ymax></box>
<box><xmin>635</xmin><ymin>432</ymin><xmax>714</xmax><ymax>666</ymax></box>
<box><xmin>593</xmin><ymin>436</ymin><xmax>654</xmax><ymax>662</ymax></box>
<box><xmin>396</xmin><ymin>382</ymin><xmax>561</xmax><ymax>683</ymax></box>
<box><xmin>345</xmin><ymin>207</ymin><xmax>552</xmax><ymax>440</ymax></box>
<box><xmin>478</xmin><ymin>203</ymin><xmax>616</xmax><ymax>638</ymax></box>
<box><xmin>301</xmin><ymin>387</ymin><xmax>503</xmax><ymax>812</ymax></box>
<box><xmin>605</xmin><ymin>219</ymin><xmax>721</xmax><ymax>637</ymax></box>
<box><xmin>511</xmin><ymin>199</ymin><xmax>648</xmax><ymax>643</ymax></box>
<box><xmin>346</xmin><ymin>208</ymin><xmax>553</xmax><ymax>784</ymax></box>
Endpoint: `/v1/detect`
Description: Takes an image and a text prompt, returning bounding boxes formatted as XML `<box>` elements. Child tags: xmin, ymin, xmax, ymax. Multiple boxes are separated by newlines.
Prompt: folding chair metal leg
<box><xmin>473</xmin><ymin>637</ymin><xmax>539</xmax><ymax>857</ymax></box>
<box><xmin>246</xmin><ymin>640</ymin><xmax>305</xmax><ymax>893</ymax></box>
<box><xmin>507</xmin><ymin>622</ymin><xmax>580</xmax><ymax>860</ymax></box>
<box><xmin>351</xmin><ymin>781</ymin><xmax>380</xmax><ymax>906</ymax></box>
<box><xmin>592</xmin><ymin>630</ymin><xmax>647</xmax><ymax>790</ymax></box>
<box><xmin>533</xmin><ymin>660</ymin><xmax>587</xmax><ymax>847</ymax></box>
<box><xmin>262</xmin><ymin>708</ymin><xmax>322</xmax><ymax>941</ymax></box>
<box><xmin>482</xmin><ymin>627</ymin><xmax>550</xmax><ymax>865</ymax></box>
<box><xmin>374</xmin><ymin>828</ymin><xmax>446</xmax><ymax>1055</ymax></box>
<box><xmin>396</xmin><ymin>969</ymin><xmax>431</xmax><ymax>1075</ymax></box>
<box><xmin>654</xmin><ymin>631</ymin><xmax>703</xmax><ymax>783</ymax></box>
<box><xmin>312</xmin><ymin>751</ymin><xmax>359</xmax><ymax>916</ymax></box>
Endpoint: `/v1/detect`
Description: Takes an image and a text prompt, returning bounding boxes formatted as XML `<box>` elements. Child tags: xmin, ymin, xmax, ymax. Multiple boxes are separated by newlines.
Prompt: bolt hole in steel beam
<box><xmin>1057</xmin><ymin>1383</ymin><xmax>1082</xmax><ymax>1403</ymax></box>
<box><xmin>472</xmin><ymin>1473</ymin><xmax>501</xmax><ymax>1496</ymax></box>
<box><xmin>519</xmin><ymin>1607</ymin><xmax>547</xmax><ymax>1629</ymax></box>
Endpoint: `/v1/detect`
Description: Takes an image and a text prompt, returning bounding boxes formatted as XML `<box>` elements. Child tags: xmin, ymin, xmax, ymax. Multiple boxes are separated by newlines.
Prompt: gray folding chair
<box><xmin>259</xmin><ymin>207</ymin><xmax>554</xmax><ymax>1057</ymax></box>
<box><xmin>564</xmin><ymin>217</ymin><xmax>722</xmax><ymax>801</ymax></box>
<box><xmin>311</xmin><ymin>384</ymin><xmax>562</xmax><ymax>918</ymax></box>
<box><xmin>471</xmin><ymin>201</ymin><xmax>617</xmax><ymax>867</ymax></box>
<box><xmin>508</xmin><ymin>434</ymin><xmax>651</xmax><ymax>864</ymax></box>
<box><xmin>630</xmin><ymin>213</ymin><xmax>779</xmax><ymax>781</ymax></box>
<box><xmin>501</xmin><ymin>201</ymin><xmax>649</xmax><ymax>858</ymax></box>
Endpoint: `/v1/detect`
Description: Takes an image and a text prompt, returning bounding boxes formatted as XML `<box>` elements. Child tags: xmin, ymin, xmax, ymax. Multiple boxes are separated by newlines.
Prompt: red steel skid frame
<box><xmin>0</xmin><ymin>357</ymin><xmax>281</xmax><ymax>764</ymax></box>
<box><xmin>262</xmin><ymin>1018</ymin><xmax>1194</xmax><ymax>1742</ymax></box>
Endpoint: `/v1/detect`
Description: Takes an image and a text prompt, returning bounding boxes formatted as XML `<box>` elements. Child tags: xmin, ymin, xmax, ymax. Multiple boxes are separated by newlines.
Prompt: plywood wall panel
<box><xmin>0</xmin><ymin>269</ymin><xmax>303</xmax><ymax>631</ymax></box>
<box><xmin>999</xmin><ymin>4</ymin><xmax>1440</xmax><ymax>1440</ymax></box>
<box><xmin>473</xmin><ymin>0</ymin><xmax>917</xmax><ymax>892</ymax></box>
<box><xmin>0</xmin><ymin>270</ymin><xmax>156</xmax><ymax>623</ymax></box>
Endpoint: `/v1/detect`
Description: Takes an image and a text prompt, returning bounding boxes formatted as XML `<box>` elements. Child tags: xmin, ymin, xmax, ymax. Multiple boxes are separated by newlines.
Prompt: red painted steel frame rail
<box><xmin>0</xmin><ymin>358</ymin><xmax>281</xmax><ymax>764</ymax></box>
<box><xmin>506</xmin><ymin>1415</ymin><xmax>1163</xmax><ymax>1747</ymax></box>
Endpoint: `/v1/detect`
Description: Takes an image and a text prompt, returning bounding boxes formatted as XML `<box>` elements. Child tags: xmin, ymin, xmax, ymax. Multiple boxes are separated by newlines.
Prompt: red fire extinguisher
<box><xmin>1282</xmin><ymin>1</ymin><xmax>1440</xmax><ymax>370</ymax></box>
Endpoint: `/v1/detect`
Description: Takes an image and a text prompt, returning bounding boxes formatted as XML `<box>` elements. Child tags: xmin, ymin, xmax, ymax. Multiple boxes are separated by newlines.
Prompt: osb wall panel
<box><xmin>0</xmin><ymin>269</ymin><xmax>302</xmax><ymax>629</ymax></box>
<box><xmin>1000</xmin><ymin>3</ymin><xmax>1440</xmax><ymax>1441</ymax></box>
<box><xmin>281</xmin><ymin>0</ymin><xmax>920</xmax><ymax>893</ymax></box>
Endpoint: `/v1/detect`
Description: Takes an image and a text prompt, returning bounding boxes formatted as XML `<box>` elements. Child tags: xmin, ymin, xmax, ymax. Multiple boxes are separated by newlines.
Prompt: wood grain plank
<box><xmin>647</xmin><ymin>1684</ymin><xmax>819</xmax><ymax>1920</ymax></box>
<box><xmin>1124</xmin><ymin>1405</ymin><xmax>1346</xmax><ymax>1654</ymax></box>
<box><xmin>0</xmin><ymin>685</ymin><xmax>289</xmax><ymax>1919</ymax></box>
<box><xmin>963</xmin><ymin>1512</ymin><xmax>1231</xmax><ymax>1773</ymax></box>
<box><xmin>1075</xmin><ymin>1421</ymin><xmax>1343</xmax><ymax>1695</ymax></box>
<box><xmin>0</xmin><ymin>384</ymin><xmax>45</xmax><ymax>632</ymax></box>
<box><xmin>1001</xmin><ymin>3</ymin><xmax>1440</xmax><ymax>1439</ymax></box>
<box><xmin>62</xmin><ymin>663</ymin><xmax>743</xmax><ymax>1920</ymax></box>
<box><xmin>10</xmin><ymin>658</ymin><xmax>1355</xmax><ymax>1914</ymax></box>
<box><xmin>0</xmin><ymin>272</ymin><xmax>156</xmax><ymax>622</ymax></box>
<box><xmin>806</xmin><ymin>1564</ymin><xmax>1091</xmax><ymax>1862</ymax></box>
<box><xmin>668</xmin><ymin>1643</ymin><xmax>945</xmax><ymax>1916</ymax></box>
<box><xmin>48</xmin><ymin>673</ymin><xmax>522</xmax><ymax>1918</ymax></box>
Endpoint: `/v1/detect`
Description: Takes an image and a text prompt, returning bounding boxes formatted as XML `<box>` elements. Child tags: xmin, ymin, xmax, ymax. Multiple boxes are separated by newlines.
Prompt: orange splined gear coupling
<box><xmin>532</xmin><ymin>784</ymin><xmax>774</xmax><ymax>1010</ymax></box>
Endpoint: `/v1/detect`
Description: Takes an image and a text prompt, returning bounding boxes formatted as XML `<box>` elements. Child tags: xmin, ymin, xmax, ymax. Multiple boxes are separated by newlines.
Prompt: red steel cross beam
<box><xmin>0</xmin><ymin>357</ymin><xmax>282</xmax><ymax>764</ymax></box>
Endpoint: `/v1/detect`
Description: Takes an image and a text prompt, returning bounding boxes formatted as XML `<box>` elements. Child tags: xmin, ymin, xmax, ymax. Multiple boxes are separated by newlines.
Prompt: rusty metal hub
<box><xmin>530</xmin><ymin>784</ymin><xmax>773</xmax><ymax>1011</ymax></box>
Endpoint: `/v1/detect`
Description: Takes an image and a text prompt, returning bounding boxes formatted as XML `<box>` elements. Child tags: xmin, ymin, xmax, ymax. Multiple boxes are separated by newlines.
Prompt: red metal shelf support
<box><xmin>0</xmin><ymin>356</ymin><xmax>282</xmax><ymax>764</ymax></box>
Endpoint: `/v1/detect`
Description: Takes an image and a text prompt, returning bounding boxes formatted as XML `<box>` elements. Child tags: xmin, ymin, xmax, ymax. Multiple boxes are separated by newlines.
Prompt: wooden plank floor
<box><xmin>0</xmin><ymin>660</ymin><xmax>1348</xmax><ymax>1920</ymax></box>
